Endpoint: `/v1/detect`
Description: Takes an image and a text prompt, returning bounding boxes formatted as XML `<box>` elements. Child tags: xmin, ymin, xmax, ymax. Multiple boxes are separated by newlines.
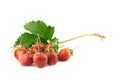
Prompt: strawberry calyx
<box><xmin>13</xmin><ymin>44</ymin><xmax>27</xmax><ymax>51</ymax></box>
<box><xmin>68</xmin><ymin>48</ymin><xmax>73</xmax><ymax>56</ymax></box>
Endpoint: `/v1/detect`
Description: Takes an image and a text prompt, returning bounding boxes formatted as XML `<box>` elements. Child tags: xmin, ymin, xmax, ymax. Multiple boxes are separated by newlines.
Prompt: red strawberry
<box><xmin>58</xmin><ymin>48</ymin><xmax>73</xmax><ymax>61</ymax></box>
<box><xmin>28</xmin><ymin>47</ymin><xmax>38</xmax><ymax>54</ymax></box>
<box><xmin>19</xmin><ymin>52</ymin><xmax>33</xmax><ymax>66</ymax></box>
<box><xmin>33</xmin><ymin>53</ymin><xmax>48</xmax><ymax>68</ymax></box>
<box><xmin>47</xmin><ymin>52</ymin><xmax>58</xmax><ymax>65</ymax></box>
<box><xmin>33</xmin><ymin>43</ymin><xmax>44</xmax><ymax>52</ymax></box>
<box><xmin>14</xmin><ymin>48</ymin><xmax>26</xmax><ymax>61</ymax></box>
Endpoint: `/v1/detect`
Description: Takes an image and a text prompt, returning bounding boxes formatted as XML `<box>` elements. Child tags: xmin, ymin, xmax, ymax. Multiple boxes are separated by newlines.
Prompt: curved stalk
<box><xmin>59</xmin><ymin>33</ymin><xmax>105</xmax><ymax>43</ymax></box>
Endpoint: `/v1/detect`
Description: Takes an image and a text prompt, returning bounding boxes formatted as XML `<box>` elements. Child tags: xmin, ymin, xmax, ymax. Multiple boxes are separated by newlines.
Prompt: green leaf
<box><xmin>44</xmin><ymin>25</ymin><xmax>54</xmax><ymax>40</ymax></box>
<box><xmin>13</xmin><ymin>32</ymin><xmax>38</xmax><ymax>48</ymax></box>
<box><xmin>24</xmin><ymin>20</ymin><xmax>54</xmax><ymax>41</ymax></box>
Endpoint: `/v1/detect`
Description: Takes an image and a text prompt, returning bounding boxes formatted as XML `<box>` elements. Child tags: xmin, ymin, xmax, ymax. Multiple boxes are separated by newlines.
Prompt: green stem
<box><xmin>59</xmin><ymin>33</ymin><xmax>105</xmax><ymax>43</ymax></box>
<box><xmin>37</xmin><ymin>34</ymin><xmax>41</xmax><ymax>43</ymax></box>
<box><xmin>19</xmin><ymin>38</ymin><xmax>23</xmax><ymax>45</ymax></box>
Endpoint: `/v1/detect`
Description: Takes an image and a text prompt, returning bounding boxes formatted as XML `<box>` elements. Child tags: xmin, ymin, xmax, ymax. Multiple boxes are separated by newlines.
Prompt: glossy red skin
<box><xmin>58</xmin><ymin>48</ymin><xmax>70</xmax><ymax>61</ymax></box>
<box><xmin>47</xmin><ymin>52</ymin><xmax>58</xmax><ymax>65</ymax></box>
<box><xmin>14</xmin><ymin>49</ymin><xmax>26</xmax><ymax>61</ymax></box>
<box><xmin>33</xmin><ymin>43</ymin><xmax>44</xmax><ymax>52</ymax></box>
<box><xmin>19</xmin><ymin>53</ymin><xmax>33</xmax><ymax>66</ymax></box>
<box><xmin>28</xmin><ymin>47</ymin><xmax>38</xmax><ymax>54</ymax></box>
<box><xmin>33</xmin><ymin>54</ymin><xmax>48</xmax><ymax>68</ymax></box>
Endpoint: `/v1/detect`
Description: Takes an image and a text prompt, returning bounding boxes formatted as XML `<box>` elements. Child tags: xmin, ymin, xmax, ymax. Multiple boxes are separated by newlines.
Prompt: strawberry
<box><xmin>33</xmin><ymin>43</ymin><xmax>44</xmax><ymax>52</ymax></box>
<box><xmin>28</xmin><ymin>47</ymin><xmax>38</xmax><ymax>54</ymax></box>
<box><xmin>46</xmin><ymin>52</ymin><xmax>58</xmax><ymax>65</ymax></box>
<box><xmin>14</xmin><ymin>48</ymin><xmax>26</xmax><ymax>61</ymax></box>
<box><xmin>19</xmin><ymin>52</ymin><xmax>33</xmax><ymax>66</ymax></box>
<box><xmin>58</xmin><ymin>48</ymin><xmax>73</xmax><ymax>61</ymax></box>
<box><xmin>33</xmin><ymin>53</ymin><xmax>48</xmax><ymax>68</ymax></box>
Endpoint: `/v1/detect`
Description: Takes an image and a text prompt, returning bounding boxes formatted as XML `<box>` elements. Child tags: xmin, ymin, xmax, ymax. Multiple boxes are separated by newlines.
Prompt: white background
<box><xmin>0</xmin><ymin>0</ymin><xmax>120</xmax><ymax>80</ymax></box>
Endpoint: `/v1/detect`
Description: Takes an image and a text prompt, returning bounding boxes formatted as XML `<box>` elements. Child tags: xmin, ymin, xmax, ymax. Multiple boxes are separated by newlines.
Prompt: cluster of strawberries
<box><xmin>14</xmin><ymin>43</ymin><xmax>72</xmax><ymax>68</ymax></box>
